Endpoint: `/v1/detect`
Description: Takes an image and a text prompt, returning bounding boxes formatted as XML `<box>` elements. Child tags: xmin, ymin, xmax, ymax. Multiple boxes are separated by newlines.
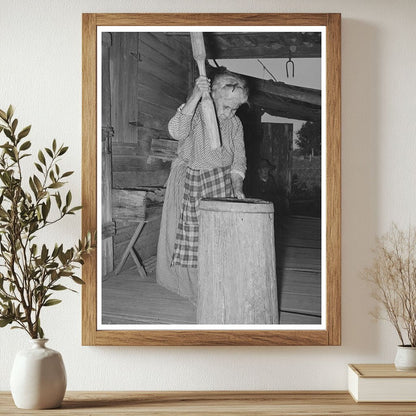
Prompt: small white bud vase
<box><xmin>10</xmin><ymin>339</ymin><xmax>67</xmax><ymax>409</ymax></box>
<box><xmin>394</xmin><ymin>346</ymin><xmax>416</xmax><ymax>371</ymax></box>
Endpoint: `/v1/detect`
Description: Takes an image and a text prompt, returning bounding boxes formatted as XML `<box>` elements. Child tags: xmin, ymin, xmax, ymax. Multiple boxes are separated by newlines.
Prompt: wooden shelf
<box><xmin>1</xmin><ymin>391</ymin><xmax>416</xmax><ymax>415</ymax></box>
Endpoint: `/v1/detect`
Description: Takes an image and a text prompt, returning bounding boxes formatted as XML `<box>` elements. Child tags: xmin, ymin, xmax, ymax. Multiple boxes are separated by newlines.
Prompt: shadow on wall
<box><xmin>341</xmin><ymin>19</ymin><xmax>381</xmax><ymax>355</ymax></box>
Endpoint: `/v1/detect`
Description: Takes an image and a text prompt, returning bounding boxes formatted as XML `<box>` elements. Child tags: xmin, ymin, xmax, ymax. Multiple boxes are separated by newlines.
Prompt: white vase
<box><xmin>10</xmin><ymin>338</ymin><xmax>67</xmax><ymax>409</ymax></box>
<box><xmin>394</xmin><ymin>345</ymin><xmax>416</xmax><ymax>371</ymax></box>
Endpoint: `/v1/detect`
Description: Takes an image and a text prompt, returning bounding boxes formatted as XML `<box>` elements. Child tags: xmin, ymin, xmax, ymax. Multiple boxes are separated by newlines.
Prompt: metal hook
<box><xmin>286</xmin><ymin>51</ymin><xmax>295</xmax><ymax>78</ymax></box>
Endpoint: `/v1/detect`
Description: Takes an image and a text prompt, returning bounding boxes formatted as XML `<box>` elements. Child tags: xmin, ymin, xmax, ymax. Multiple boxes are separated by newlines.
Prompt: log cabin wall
<box><xmin>106</xmin><ymin>32</ymin><xmax>192</xmax><ymax>276</ymax></box>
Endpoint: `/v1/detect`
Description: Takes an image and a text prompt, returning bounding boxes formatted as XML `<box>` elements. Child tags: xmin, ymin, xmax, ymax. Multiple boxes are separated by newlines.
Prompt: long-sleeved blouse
<box><xmin>168</xmin><ymin>104</ymin><xmax>246</xmax><ymax>178</ymax></box>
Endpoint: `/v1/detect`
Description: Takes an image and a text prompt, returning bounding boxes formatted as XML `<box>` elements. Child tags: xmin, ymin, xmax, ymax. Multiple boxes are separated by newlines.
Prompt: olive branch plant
<box><xmin>363</xmin><ymin>223</ymin><xmax>416</xmax><ymax>347</ymax></box>
<box><xmin>0</xmin><ymin>105</ymin><xmax>94</xmax><ymax>339</ymax></box>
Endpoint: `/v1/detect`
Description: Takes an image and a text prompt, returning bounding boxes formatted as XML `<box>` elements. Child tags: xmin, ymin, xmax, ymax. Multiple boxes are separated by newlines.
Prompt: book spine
<box><xmin>347</xmin><ymin>366</ymin><xmax>359</xmax><ymax>402</ymax></box>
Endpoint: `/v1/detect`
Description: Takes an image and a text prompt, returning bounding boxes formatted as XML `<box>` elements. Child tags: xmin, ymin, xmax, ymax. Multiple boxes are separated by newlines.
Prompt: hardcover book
<box><xmin>348</xmin><ymin>364</ymin><xmax>416</xmax><ymax>402</ymax></box>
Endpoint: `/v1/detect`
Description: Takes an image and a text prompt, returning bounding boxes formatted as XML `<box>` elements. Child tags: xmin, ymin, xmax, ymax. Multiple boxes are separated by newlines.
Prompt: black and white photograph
<box><xmin>98</xmin><ymin>27</ymin><xmax>325</xmax><ymax>329</ymax></box>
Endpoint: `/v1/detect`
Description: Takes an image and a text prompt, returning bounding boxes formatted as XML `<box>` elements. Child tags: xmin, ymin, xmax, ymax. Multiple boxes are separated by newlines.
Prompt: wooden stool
<box><xmin>114</xmin><ymin>220</ymin><xmax>148</xmax><ymax>278</ymax></box>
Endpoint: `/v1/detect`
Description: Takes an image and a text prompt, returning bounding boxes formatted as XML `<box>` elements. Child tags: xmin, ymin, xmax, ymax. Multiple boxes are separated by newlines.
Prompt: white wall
<box><xmin>1</xmin><ymin>0</ymin><xmax>416</xmax><ymax>391</ymax></box>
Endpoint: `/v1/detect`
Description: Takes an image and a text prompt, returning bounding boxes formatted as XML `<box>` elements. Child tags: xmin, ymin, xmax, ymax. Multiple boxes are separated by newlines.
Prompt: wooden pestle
<box><xmin>190</xmin><ymin>32</ymin><xmax>221</xmax><ymax>149</ymax></box>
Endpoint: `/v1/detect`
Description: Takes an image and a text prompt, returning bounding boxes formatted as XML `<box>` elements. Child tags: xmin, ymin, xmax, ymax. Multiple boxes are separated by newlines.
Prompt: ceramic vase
<box><xmin>394</xmin><ymin>345</ymin><xmax>416</xmax><ymax>371</ymax></box>
<box><xmin>10</xmin><ymin>338</ymin><xmax>67</xmax><ymax>409</ymax></box>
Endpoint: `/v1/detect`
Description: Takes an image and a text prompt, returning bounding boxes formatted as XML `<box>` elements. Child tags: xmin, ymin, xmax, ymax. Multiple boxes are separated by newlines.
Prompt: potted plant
<box><xmin>0</xmin><ymin>106</ymin><xmax>94</xmax><ymax>408</ymax></box>
<box><xmin>363</xmin><ymin>223</ymin><xmax>416</xmax><ymax>370</ymax></box>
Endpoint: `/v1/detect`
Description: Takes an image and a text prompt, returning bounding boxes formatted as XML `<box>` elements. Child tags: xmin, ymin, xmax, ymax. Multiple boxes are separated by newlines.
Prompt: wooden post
<box><xmin>190</xmin><ymin>32</ymin><xmax>221</xmax><ymax>150</ymax></box>
<box><xmin>197</xmin><ymin>198</ymin><xmax>279</xmax><ymax>324</ymax></box>
<box><xmin>101</xmin><ymin>33</ymin><xmax>114</xmax><ymax>276</ymax></box>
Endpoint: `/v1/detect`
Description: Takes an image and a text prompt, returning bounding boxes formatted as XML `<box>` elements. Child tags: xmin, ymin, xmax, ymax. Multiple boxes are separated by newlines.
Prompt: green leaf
<box><xmin>37</xmin><ymin>190</ymin><xmax>47</xmax><ymax>200</ymax></box>
<box><xmin>17</xmin><ymin>125</ymin><xmax>31</xmax><ymax>140</ymax></box>
<box><xmin>38</xmin><ymin>150</ymin><xmax>46</xmax><ymax>165</ymax></box>
<box><xmin>55</xmin><ymin>192</ymin><xmax>62</xmax><ymax>208</ymax></box>
<box><xmin>51</xmin><ymin>244</ymin><xmax>59</xmax><ymax>258</ymax></box>
<box><xmin>4</xmin><ymin>129</ymin><xmax>12</xmax><ymax>140</ymax></box>
<box><xmin>38</xmin><ymin>325</ymin><xmax>44</xmax><ymax>339</ymax></box>
<box><xmin>0</xmin><ymin>317</ymin><xmax>13</xmax><ymax>327</ymax></box>
<box><xmin>61</xmin><ymin>171</ymin><xmax>74</xmax><ymax>178</ymax></box>
<box><xmin>58</xmin><ymin>250</ymin><xmax>66</xmax><ymax>264</ymax></box>
<box><xmin>29</xmin><ymin>177</ymin><xmax>37</xmax><ymax>196</ymax></box>
<box><xmin>34</xmin><ymin>163</ymin><xmax>43</xmax><ymax>173</ymax></box>
<box><xmin>11</xmin><ymin>118</ymin><xmax>18</xmax><ymax>133</ymax></box>
<box><xmin>41</xmin><ymin>202</ymin><xmax>50</xmax><ymax>220</ymax></box>
<box><xmin>69</xmin><ymin>206</ymin><xmax>82</xmax><ymax>213</ymax></box>
<box><xmin>43</xmin><ymin>292</ymin><xmax>51</xmax><ymax>302</ymax></box>
<box><xmin>0</xmin><ymin>109</ymin><xmax>7</xmax><ymax>121</ymax></box>
<box><xmin>52</xmin><ymin>139</ymin><xmax>57</xmax><ymax>152</ymax></box>
<box><xmin>41</xmin><ymin>244</ymin><xmax>48</xmax><ymax>262</ymax></box>
<box><xmin>65</xmin><ymin>191</ymin><xmax>72</xmax><ymax>207</ymax></box>
<box><xmin>72</xmin><ymin>276</ymin><xmax>85</xmax><ymax>285</ymax></box>
<box><xmin>58</xmin><ymin>146</ymin><xmax>68</xmax><ymax>156</ymax></box>
<box><xmin>50</xmin><ymin>284</ymin><xmax>68</xmax><ymax>291</ymax></box>
<box><xmin>43</xmin><ymin>299</ymin><xmax>62</xmax><ymax>307</ymax></box>
<box><xmin>33</xmin><ymin>175</ymin><xmax>43</xmax><ymax>192</ymax></box>
<box><xmin>6</xmin><ymin>105</ymin><xmax>14</xmax><ymax>122</ymax></box>
<box><xmin>19</xmin><ymin>140</ymin><xmax>31</xmax><ymax>151</ymax></box>
<box><xmin>31</xmin><ymin>244</ymin><xmax>38</xmax><ymax>256</ymax></box>
<box><xmin>29</xmin><ymin>222</ymin><xmax>39</xmax><ymax>234</ymax></box>
<box><xmin>48</xmin><ymin>182</ymin><xmax>64</xmax><ymax>189</ymax></box>
<box><xmin>45</xmin><ymin>148</ymin><xmax>53</xmax><ymax>158</ymax></box>
<box><xmin>0</xmin><ymin>143</ymin><xmax>13</xmax><ymax>149</ymax></box>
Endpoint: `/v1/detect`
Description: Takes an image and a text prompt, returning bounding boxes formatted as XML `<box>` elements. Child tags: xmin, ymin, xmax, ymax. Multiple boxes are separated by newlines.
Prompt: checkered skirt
<box><xmin>171</xmin><ymin>166</ymin><xmax>233</xmax><ymax>268</ymax></box>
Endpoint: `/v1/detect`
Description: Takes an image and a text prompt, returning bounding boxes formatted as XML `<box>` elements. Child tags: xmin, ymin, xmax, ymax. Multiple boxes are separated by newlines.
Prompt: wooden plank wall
<box><xmin>111</xmin><ymin>32</ymin><xmax>191</xmax><ymax>189</ymax></box>
<box><xmin>109</xmin><ymin>32</ymin><xmax>192</xmax><ymax>274</ymax></box>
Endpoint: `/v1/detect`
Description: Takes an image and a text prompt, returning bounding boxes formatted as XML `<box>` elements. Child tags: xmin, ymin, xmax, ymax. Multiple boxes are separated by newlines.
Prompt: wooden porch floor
<box><xmin>102</xmin><ymin>270</ymin><xmax>196</xmax><ymax>325</ymax></box>
<box><xmin>277</xmin><ymin>216</ymin><xmax>321</xmax><ymax>324</ymax></box>
<box><xmin>102</xmin><ymin>215</ymin><xmax>321</xmax><ymax>325</ymax></box>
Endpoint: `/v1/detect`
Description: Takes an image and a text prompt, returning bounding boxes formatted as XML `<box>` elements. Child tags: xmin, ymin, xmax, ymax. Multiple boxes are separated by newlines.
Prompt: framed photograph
<box><xmin>82</xmin><ymin>13</ymin><xmax>341</xmax><ymax>346</ymax></box>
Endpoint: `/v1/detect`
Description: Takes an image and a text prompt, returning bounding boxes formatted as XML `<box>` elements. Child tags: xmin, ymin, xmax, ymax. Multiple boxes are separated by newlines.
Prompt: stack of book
<box><xmin>348</xmin><ymin>364</ymin><xmax>416</xmax><ymax>402</ymax></box>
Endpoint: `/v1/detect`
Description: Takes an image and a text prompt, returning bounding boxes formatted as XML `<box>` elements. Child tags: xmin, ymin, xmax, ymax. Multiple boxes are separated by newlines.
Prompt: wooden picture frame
<box><xmin>82</xmin><ymin>13</ymin><xmax>341</xmax><ymax>346</ymax></box>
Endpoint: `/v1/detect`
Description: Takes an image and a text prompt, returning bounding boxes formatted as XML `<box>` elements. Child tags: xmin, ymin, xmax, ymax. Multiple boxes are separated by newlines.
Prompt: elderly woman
<box><xmin>156</xmin><ymin>71</ymin><xmax>249</xmax><ymax>301</ymax></box>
